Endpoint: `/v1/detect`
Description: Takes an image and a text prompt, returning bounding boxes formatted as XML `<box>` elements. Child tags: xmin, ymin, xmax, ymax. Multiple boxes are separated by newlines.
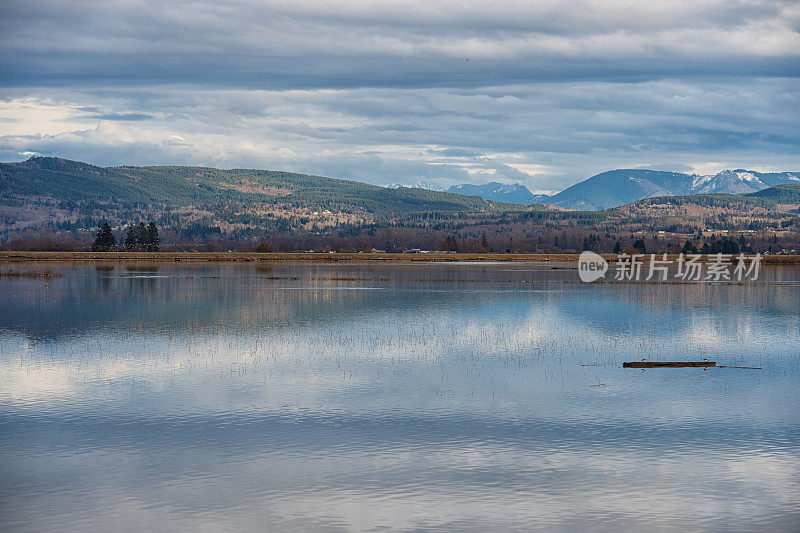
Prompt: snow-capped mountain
<box><xmin>441</xmin><ymin>169</ymin><xmax>800</xmax><ymax>210</ymax></box>
<box><xmin>447</xmin><ymin>182</ymin><xmax>546</xmax><ymax>204</ymax></box>
<box><xmin>411</xmin><ymin>180</ymin><xmax>445</xmax><ymax>192</ymax></box>
<box><xmin>691</xmin><ymin>170</ymin><xmax>798</xmax><ymax>194</ymax></box>
<box><xmin>386</xmin><ymin>180</ymin><xmax>444</xmax><ymax>191</ymax></box>
<box><xmin>544</xmin><ymin>169</ymin><xmax>800</xmax><ymax>210</ymax></box>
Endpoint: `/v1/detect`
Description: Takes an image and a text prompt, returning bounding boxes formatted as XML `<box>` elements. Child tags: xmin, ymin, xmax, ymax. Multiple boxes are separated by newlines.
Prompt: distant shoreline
<box><xmin>2</xmin><ymin>251</ymin><xmax>800</xmax><ymax>264</ymax></box>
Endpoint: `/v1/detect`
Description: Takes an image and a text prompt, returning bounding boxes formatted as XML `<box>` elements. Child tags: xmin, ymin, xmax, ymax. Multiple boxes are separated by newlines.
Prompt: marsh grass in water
<box><xmin>1</xmin><ymin>268</ymin><xmax>64</xmax><ymax>279</ymax></box>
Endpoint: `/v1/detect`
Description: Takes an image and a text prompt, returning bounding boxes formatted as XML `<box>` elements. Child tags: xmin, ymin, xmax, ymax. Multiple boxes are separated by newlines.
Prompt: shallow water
<box><xmin>1</xmin><ymin>262</ymin><xmax>799</xmax><ymax>531</ymax></box>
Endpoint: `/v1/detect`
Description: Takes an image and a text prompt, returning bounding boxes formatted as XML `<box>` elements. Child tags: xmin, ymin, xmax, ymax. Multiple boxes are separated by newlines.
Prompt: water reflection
<box><xmin>0</xmin><ymin>263</ymin><xmax>798</xmax><ymax>531</ymax></box>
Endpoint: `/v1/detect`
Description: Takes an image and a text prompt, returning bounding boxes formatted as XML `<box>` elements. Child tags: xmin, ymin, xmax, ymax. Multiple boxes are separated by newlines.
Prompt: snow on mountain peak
<box><xmin>386</xmin><ymin>180</ymin><xmax>444</xmax><ymax>191</ymax></box>
<box><xmin>690</xmin><ymin>169</ymin><xmax>768</xmax><ymax>194</ymax></box>
<box><xmin>412</xmin><ymin>180</ymin><xmax>445</xmax><ymax>192</ymax></box>
<box><xmin>691</xmin><ymin>174</ymin><xmax>713</xmax><ymax>188</ymax></box>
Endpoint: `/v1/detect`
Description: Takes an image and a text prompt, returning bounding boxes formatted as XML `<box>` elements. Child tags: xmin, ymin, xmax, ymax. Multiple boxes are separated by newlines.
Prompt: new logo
<box><xmin>578</xmin><ymin>251</ymin><xmax>608</xmax><ymax>282</ymax></box>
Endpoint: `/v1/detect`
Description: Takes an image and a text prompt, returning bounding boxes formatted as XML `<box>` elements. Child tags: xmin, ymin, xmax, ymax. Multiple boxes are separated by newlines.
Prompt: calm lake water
<box><xmin>1</xmin><ymin>262</ymin><xmax>799</xmax><ymax>531</ymax></box>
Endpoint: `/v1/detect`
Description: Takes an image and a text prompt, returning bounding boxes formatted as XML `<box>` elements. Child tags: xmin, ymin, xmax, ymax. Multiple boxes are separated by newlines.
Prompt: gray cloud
<box><xmin>1</xmin><ymin>0</ymin><xmax>798</xmax><ymax>89</ymax></box>
<box><xmin>81</xmin><ymin>112</ymin><xmax>154</xmax><ymax>121</ymax></box>
<box><xmin>0</xmin><ymin>1</ymin><xmax>798</xmax><ymax>191</ymax></box>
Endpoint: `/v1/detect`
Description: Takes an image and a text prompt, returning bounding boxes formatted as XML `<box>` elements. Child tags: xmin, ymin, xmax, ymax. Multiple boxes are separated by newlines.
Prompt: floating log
<box><xmin>623</xmin><ymin>361</ymin><xmax>716</xmax><ymax>368</ymax></box>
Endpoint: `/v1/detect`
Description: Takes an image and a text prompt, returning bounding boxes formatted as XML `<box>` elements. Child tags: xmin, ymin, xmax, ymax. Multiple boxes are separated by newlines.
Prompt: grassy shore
<box><xmin>2</xmin><ymin>251</ymin><xmax>800</xmax><ymax>264</ymax></box>
<box><xmin>0</xmin><ymin>251</ymin><xmax>585</xmax><ymax>264</ymax></box>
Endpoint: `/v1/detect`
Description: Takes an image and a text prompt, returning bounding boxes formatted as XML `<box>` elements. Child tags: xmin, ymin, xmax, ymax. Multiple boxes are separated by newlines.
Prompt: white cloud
<box><xmin>2</xmin><ymin>77</ymin><xmax>799</xmax><ymax>191</ymax></box>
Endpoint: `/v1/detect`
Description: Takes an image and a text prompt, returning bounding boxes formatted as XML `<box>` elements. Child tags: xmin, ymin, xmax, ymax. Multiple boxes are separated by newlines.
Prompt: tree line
<box><xmin>8</xmin><ymin>219</ymin><xmax>795</xmax><ymax>255</ymax></box>
<box><xmin>91</xmin><ymin>222</ymin><xmax>160</xmax><ymax>251</ymax></box>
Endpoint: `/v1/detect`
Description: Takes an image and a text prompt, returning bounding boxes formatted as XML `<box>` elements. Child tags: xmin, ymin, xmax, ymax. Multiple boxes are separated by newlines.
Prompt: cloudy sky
<box><xmin>1</xmin><ymin>0</ymin><xmax>798</xmax><ymax>192</ymax></box>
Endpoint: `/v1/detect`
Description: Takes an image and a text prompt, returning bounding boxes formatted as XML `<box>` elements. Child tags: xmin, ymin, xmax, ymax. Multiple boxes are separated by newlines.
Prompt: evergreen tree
<box><xmin>481</xmin><ymin>232</ymin><xmax>488</xmax><ymax>251</ymax></box>
<box><xmin>124</xmin><ymin>223</ymin><xmax>139</xmax><ymax>250</ymax></box>
<box><xmin>709</xmin><ymin>239</ymin><xmax>739</xmax><ymax>254</ymax></box>
<box><xmin>146</xmin><ymin>222</ymin><xmax>160</xmax><ymax>251</ymax></box>
<box><xmin>440</xmin><ymin>235</ymin><xmax>459</xmax><ymax>252</ymax></box>
<box><xmin>682</xmin><ymin>240</ymin><xmax>698</xmax><ymax>254</ymax></box>
<box><xmin>137</xmin><ymin>222</ymin><xmax>149</xmax><ymax>250</ymax></box>
<box><xmin>632</xmin><ymin>239</ymin><xmax>647</xmax><ymax>254</ymax></box>
<box><xmin>613</xmin><ymin>241</ymin><xmax>622</xmax><ymax>254</ymax></box>
<box><xmin>91</xmin><ymin>222</ymin><xmax>116</xmax><ymax>251</ymax></box>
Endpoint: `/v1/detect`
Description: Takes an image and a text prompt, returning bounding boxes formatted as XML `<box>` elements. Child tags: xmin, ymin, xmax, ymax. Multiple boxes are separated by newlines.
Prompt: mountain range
<box><xmin>446</xmin><ymin>182</ymin><xmax>548</xmax><ymax>205</ymax></box>
<box><xmin>402</xmin><ymin>169</ymin><xmax>800</xmax><ymax>210</ymax></box>
<box><xmin>2</xmin><ymin>157</ymin><xmax>800</xmax><ymax>238</ymax></box>
<box><xmin>541</xmin><ymin>169</ymin><xmax>800</xmax><ymax>210</ymax></box>
<box><xmin>3</xmin><ymin>157</ymin><xmax>800</xmax><ymax>251</ymax></box>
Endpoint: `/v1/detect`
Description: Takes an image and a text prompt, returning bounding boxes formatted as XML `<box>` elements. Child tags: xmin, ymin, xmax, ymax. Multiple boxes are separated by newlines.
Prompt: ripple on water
<box><xmin>0</xmin><ymin>263</ymin><xmax>799</xmax><ymax>531</ymax></box>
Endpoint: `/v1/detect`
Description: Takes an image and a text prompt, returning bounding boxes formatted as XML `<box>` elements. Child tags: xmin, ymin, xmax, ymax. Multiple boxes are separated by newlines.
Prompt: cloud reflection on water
<box><xmin>0</xmin><ymin>263</ymin><xmax>799</xmax><ymax>531</ymax></box>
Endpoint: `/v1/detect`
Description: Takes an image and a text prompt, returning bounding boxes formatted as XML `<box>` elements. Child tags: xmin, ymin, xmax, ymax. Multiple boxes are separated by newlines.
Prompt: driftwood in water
<box><xmin>623</xmin><ymin>361</ymin><xmax>716</xmax><ymax>368</ymax></box>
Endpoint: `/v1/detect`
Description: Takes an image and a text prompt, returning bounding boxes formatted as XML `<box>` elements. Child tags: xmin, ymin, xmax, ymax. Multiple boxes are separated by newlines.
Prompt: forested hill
<box><xmin>0</xmin><ymin>157</ymin><xmax>528</xmax><ymax>216</ymax></box>
<box><xmin>746</xmin><ymin>183</ymin><xmax>800</xmax><ymax>203</ymax></box>
<box><xmin>4</xmin><ymin>157</ymin><xmax>800</xmax><ymax>254</ymax></box>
